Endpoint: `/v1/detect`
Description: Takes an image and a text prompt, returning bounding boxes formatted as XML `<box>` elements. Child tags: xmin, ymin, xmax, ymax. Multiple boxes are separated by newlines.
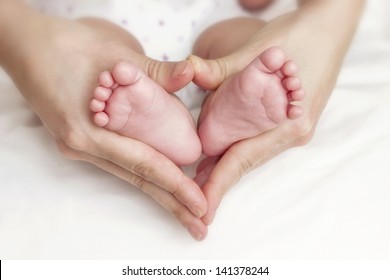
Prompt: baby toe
<box><xmin>260</xmin><ymin>46</ymin><xmax>286</xmax><ymax>72</ymax></box>
<box><xmin>90</xmin><ymin>99</ymin><xmax>106</xmax><ymax>112</ymax></box>
<box><xmin>287</xmin><ymin>105</ymin><xmax>304</xmax><ymax>119</ymax></box>
<box><xmin>93</xmin><ymin>112</ymin><xmax>110</xmax><ymax>127</ymax></box>
<box><xmin>283</xmin><ymin>76</ymin><xmax>301</xmax><ymax>91</ymax></box>
<box><xmin>289</xmin><ymin>89</ymin><xmax>305</xmax><ymax>101</ymax></box>
<box><xmin>282</xmin><ymin>60</ymin><xmax>299</xmax><ymax>76</ymax></box>
<box><xmin>112</xmin><ymin>62</ymin><xmax>141</xmax><ymax>86</ymax></box>
<box><xmin>99</xmin><ymin>71</ymin><xmax>115</xmax><ymax>88</ymax></box>
<box><xmin>94</xmin><ymin>86</ymin><xmax>112</xmax><ymax>101</ymax></box>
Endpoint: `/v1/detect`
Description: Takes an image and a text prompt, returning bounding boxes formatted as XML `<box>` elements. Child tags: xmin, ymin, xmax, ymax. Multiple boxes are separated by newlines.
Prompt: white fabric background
<box><xmin>1</xmin><ymin>0</ymin><xmax>390</xmax><ymax>259</ymax></box>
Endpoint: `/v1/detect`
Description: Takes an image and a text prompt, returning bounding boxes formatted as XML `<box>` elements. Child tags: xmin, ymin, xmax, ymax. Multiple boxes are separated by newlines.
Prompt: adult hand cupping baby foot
<box><xmin>191</xmin><ymin>50</ymin><xmax>310</xmax><ymax>225</ymax></box>
<box><xmin>0</xmin><ymin>1</ymin><xmax>208</xmax><ymax>240</ymax></box>
<box><xmin>190</xmin><ymin>0</ymin><xmax>364</xmax><ymax>225</ymax></box>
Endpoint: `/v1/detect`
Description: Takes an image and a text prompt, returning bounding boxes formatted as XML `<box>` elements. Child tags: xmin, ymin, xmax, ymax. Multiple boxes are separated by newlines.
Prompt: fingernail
<box><xmin>172</xmin><ymin>61</ymin><xmax>189</xmax><ymax>77</ymax></box>
<box><xmin>187</xmin><ymin>225</ymin><xmax>204</xmax><ymax>241</ymax></box>
<box><xmin>187</xmin><ymin>55</ymin><xmax>207</xmax><ymax>72</ymax></box>
<box><xmin>204</xmin><ymin>210</ymin><xmax>216</xmax><ymax>226</ymax></box>
<box><xmin>205</xmin><ymin>216</ymin><xmax>214</xmax><ymax>226</ymax></box>
<box><xmin>190</xmin><ymin>205</ymin><xmax>203</xmax><ymax>218</ymax></box>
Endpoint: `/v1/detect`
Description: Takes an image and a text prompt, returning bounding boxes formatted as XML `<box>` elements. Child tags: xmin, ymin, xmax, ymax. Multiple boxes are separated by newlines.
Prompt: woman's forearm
<box><xmin>0</xmin><ymin>1</ymin><xmax>21</xmax><ymax>62</ymax></box>
<box><xmin>297</xmin><ymin>0</ymin><xmax>365</xmax><ymax>51</ymax></box>
<box><xmin>0</xmin><ymin>0</ymin><xmax>52</xmax><ymax>98</ymax></box>
<box><xmin>0</xmin><ymin>0</ymin><xmax>35</xmax><ymax>68</ymax></box>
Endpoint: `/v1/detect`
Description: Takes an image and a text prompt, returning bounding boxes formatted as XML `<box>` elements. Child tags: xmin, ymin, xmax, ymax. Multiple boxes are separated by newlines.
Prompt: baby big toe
<box><xmin>112</xmin><ymin>62</ymin><xmax>141</xmax><ymax>86</ymax></box>
<box><xmin>260</xmin><ymin>46</ymin><xmax>286</xmax><ymax>72</ymax></box>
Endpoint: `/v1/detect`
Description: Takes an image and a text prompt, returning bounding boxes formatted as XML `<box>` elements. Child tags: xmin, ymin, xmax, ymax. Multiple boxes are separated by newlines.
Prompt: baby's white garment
<box><xmin>22</xmin><ymin>0</ymin><xmax>295</xmax><ymax>109</ymax></box>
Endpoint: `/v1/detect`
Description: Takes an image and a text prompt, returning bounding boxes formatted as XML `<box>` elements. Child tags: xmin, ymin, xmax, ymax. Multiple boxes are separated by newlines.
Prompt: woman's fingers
<box><xmin>141</xmin><ymin>177</ymin><xmax>208</xmax><ymax>241</ymax></box>
<box><xmin>88</xmin><ymin>130</ymin><xmax>208</xmax><ymax>218</ymax></box>
<box><xmin>200</xmin><ymin>124</ymin><xmax>293</xmax><ymax>225</ymax></box>
<box><xmin>189</xmin><ymin>51</ymin><xmax>254</xmax><ymax>90</ymax></box>
<box><xmin>78</xmin><ymin>150</ymin><xmax>208</xmax><ymax>241</ymax></box>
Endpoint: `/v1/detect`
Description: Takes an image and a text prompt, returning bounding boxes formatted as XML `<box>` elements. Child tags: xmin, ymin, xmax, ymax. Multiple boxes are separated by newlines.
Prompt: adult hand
<box><xmin>190</xmin><ymin>0</ymin><xmax>364</xmax><ymax>224</ymax></box>
<box><xmin>0</xmin><ymin>1</ymin><xmax>207</xmax><ymax>240</ymax></box>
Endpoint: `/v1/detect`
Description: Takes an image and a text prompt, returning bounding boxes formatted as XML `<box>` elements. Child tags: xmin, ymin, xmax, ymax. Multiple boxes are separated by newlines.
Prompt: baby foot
<box><xmin>90</xmin><ymin>62</ymin><xmax>202</xmax><ymax>166</ymax></box>
<box><xmin>198</xmin><ymin>46</ymin><xmax>305</xmax><ymax>156</ymax></box>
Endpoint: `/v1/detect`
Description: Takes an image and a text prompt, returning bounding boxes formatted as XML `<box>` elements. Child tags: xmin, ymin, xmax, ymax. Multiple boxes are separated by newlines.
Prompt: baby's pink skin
<box><xmin>90</xmin><ymin>62</ymin><xmax>202</xmax><ymax>166</ymax></box>
<box><xmin>198</xmin><ymin>46</ymin><xmax>305</xmax><ymax>156</ymax></box>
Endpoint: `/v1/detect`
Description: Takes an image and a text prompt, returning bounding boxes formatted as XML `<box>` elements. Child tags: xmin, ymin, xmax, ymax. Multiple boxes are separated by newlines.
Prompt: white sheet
<box><xmin>1</xmin><ymin>0</ymin><xmax>390</xmax><ymax>259</ymax></box>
